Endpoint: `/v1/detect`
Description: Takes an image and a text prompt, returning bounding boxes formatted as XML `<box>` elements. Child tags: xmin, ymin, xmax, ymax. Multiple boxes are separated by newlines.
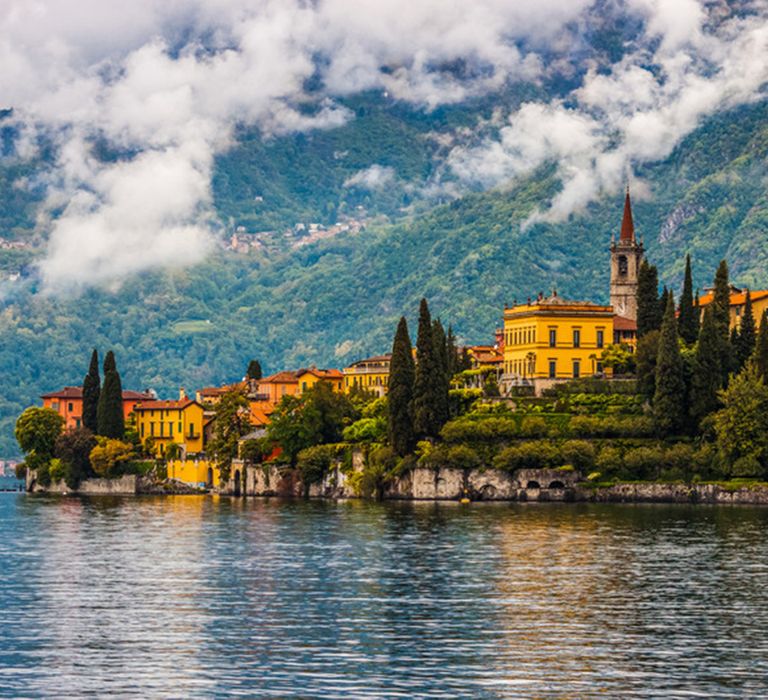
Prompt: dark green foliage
<box><xmin>493</xmin><ymin>441</ymin><xmax>561</xmax><ymax>471</ymax></box>
<box><xmin>387</xmin><ymin>316</ymin><xmax>415</xmax><ymax>456</ymax></box>
<box><xmin>54</xmin><ymin>427</ymin><xmax>97</xmax><ymax>489</ymax></box>
<box><xmin>713</xmin><ymin>362</ymin><xmax>768</xmax><ymax>477</ymax></box>
<box><xmin>82</xmin><ymin>349</ymin><xmax>100</xmax><ymax>433</ymax></box>
<box><xmin>689</xmin><ymin>307</ymin><xmax>722</xmax><ymax>428</ymax></box>
<box><xmin>735</xmin><ymin>290</ymin><xmax>756</xmax><ymax>370</ymax></box>
<box><xmin>267</xmin><ymin>382</ymin><xmax>358</xmax><ymax>465</ymax></box>
<box><xmin>15</xmin><ymin>407</ymin><xmax>64</xmax><ymax>459</ymax></box>
<box><xmin>560</xmin><ymin>440</ymin><xmax>596</xmax><ymax>470</ymax></box>
<box><xmin>446</xmin><ymin>326</ymin><xmax>459</xmax><ymax>378</ymax></box>
<box><xmin>96</xmin><ymin>351</ymin><xmax>124</xmax><ymax>439</ymax></box>
<box><xmin>658</xmin><ymin>286</ymin><xmax>670</xmax><ymax>323</ymax></box>
<box><xmin>419</xmin><ymin>444</ymin><xmax>481</xmax><ymax>471</ymax></box>
<box><xmin>653</xmin><ymin>294</ymin><xmax>686</xmax><ymax>435</ymax></box>
<box><xmin>431</xmin><ymin>319</ymin><xmax>450</xmax><ymax>428</ymax></box>
<box><xmin>755</xmin><ymin>310</ymin><xmax>768</xmax><ymax>381</ymax></box>
<box><xmin>636</xmin><ymin>330</ymin><xmax>660</xmax><ymax>401</ymax></box>
<box><xmin>678</xmin><ymin>255</ymin><xmax>698</xmax><ymax>344</ymax></box>
<box><xmin>712</xmin><ymin>260</ymin><xmax>734</xmax><ymax>385</ymax></box>
<box><xmin>246</xmin><ymin>359</ymin><xmax>262</xmax><ymax>380</ymax></box>
<box><xmin>412</xmin><ymin>299</ymin><xmax>442</xmax><ymax>439</ymax></box>
<box><xmin>636</xmin><ymin>260</ymin><xmax>661</xmax><ymax>337</ymax></box>
<box><xmin>207</xmin><ymin>389</ymin><xmax>252</xmax><ymax>480</ymax></box>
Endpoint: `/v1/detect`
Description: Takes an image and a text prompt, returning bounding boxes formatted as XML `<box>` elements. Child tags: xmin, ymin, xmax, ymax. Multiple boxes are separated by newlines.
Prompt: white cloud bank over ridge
<box><xmin>0</xmin><ymin>0</ymin><xmax>766</xmax><ymax>290</ymax></box>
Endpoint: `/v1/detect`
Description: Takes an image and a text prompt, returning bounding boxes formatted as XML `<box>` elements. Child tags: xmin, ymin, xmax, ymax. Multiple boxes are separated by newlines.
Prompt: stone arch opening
<box><xmin>207</xmin><ymin>467</ymin><xmax>213</xmax><ymax>489</ymax></box>
<box><xmin>233</xmin><ymin>469</ymin><xmax>241</xmax><ymax>496</ymax></box>
<box><xmin>548</xmin><ymin>480</ymin><xmax>566</xmax><ymax>489</ymax></box>
<box><xmin>526</xmin><ymin>480</ymin><xmax>540</xmax><ymax>489</ymax></box>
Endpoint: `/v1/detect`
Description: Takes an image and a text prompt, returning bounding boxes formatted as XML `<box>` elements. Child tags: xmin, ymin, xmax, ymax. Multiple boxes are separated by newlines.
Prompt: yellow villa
<box><xmin>502</xmin><ymin>293</ymin><xmax>614</xmax><ymax>393</ymax></box>
<box><xmin>133</xmin><ymin>397</ymin><xmax>207</xmax><ymax>458</ymax></box>
<box><xmin>343</xmin><ymin>355</ymin><xmax>391</xmax><ymax>396</ymax></box>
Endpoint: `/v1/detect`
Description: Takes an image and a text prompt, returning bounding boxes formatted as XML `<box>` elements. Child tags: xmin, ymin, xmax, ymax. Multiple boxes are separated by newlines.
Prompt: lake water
<box><xmin>1</xmin><ymin>495</ymin><xmax>768</xmax><ymax>698</ymax></box>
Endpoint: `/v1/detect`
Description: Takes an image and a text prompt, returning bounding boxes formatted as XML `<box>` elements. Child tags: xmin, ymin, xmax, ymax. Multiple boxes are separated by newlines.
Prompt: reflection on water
<box><xmin>1</xmin><ymin>495</ymin><xmax>768</xmax><ymax>698</ymax></box>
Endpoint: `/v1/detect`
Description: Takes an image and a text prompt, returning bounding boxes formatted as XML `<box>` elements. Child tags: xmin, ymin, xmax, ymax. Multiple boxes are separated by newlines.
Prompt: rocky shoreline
<box><xmin>25</xmin><ymin>464</ymin><xmax>768</xmax><ymax>505</ymax></box>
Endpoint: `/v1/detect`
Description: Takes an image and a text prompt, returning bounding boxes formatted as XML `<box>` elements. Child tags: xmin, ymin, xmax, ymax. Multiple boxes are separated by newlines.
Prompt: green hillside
<box><xmin>0</xmin><ymin>99</ymin><xmax>766</xmax><ymax>456</ymax></box>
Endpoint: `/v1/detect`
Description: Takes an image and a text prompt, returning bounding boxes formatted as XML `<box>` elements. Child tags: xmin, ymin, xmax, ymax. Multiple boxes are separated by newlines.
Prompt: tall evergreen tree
<box><xmin>412</xmin><ymin>298</ymin><xmax>442</xmax><ymax>439</ymax></box>
<box><xmin>246</xmin><ymin>359</ymin><xmax>263</xmax><ymax>380</ymax></box>
<box><xmin>678</xmin><ymin>255</ymin><xmax>698</xmax><ymax>344</ymax></box>
<box><xmin>636</xmin><ymin>260</ymin><xmax>662</xmax><ymax>337</ymax></box>
<box><xmin>81</xmin><ymin>349</ymin><xmax>100</xmax><ymax>433</ymax></box>
<box><xmin>431</xmin><ymin>319</ymin><xmax>450</xmax><ymax>428</ymax></box>
<box><xmin>735</xmin><ymin>290</ymin><xmax>756</xmax><ymax>370</ymax></box>
<box><xmin>445</xmin><ymin>325</ymin><xmax>459</xmax><ymax>378</ymax></box>
<box><xmin>653</xmin><ymin>293</ymin><xmax>686</xmax><ymax>435</ymax></box>
<box><xmin>755</xmin><ymin>310</ymin><xmax>768</xmax><ymax>382</ymax></box>
<box><xmin>710</xmin><ymin>259</ymin><xmax>735</xmax><ymax>385</ymax></box>
<box><xmin>689</xmin><ymin>307</ymin><xmax>722</xmax><ymax>427</ymax></box>
<box><xmin>659</xmin><ymin>286</ymin><xmax>670</xmax><ymax>323</ymax></box>
<box><xmin>97</xmin><ymin>350</ymin><xmax>125</xmax><ymax>438</ymax></box>
<box><xmin>388</xmin><ymin>317</ymin><xmax>416</xmax><ymax>456</ymax></box>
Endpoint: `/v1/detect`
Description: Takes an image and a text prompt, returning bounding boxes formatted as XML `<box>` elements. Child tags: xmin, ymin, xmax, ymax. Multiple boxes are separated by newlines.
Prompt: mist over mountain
<box><xmin>0</xmin><ymin>0</ymin><xmax>766</xmax><ymax>455</ymax></box>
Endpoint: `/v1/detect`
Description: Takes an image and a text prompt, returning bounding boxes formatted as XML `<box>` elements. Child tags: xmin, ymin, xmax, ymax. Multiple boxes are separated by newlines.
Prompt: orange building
<box><xmin>41</xmin><ymin>387</ymin><xmax>153</xmax><ymax>430</ymax></box>
<box><xmin>698</xmin><ymin>288</ymin><xmax>768</xmax><ymax>331</ymax></box>
<box><xmin>252</xmin><ymin>368</ymin><xmax>343</xmax><ymax>406</ymax></box>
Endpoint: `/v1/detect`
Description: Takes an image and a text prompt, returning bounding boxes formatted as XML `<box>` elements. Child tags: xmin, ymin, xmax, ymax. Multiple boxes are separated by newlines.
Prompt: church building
<box><xmin>500</xmin><ymin>189</ymin><xmax>644</xmax><ymax>394</ymax></box>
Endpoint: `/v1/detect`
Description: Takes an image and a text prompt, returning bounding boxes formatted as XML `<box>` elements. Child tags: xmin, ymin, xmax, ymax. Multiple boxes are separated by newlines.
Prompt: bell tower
<box><xmin>610</xmin><ymin>188</ymin><xmax>644</xmax><ymax>321</ymax></box>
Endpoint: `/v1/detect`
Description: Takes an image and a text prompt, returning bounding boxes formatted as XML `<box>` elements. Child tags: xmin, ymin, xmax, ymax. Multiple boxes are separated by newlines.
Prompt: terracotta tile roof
<box><xmin>42</xmin><ymin>387</ymin><xmax>153</xmax><ymax>401</ymax></box>
<box><xmin>620</xmin><ymin>189</ymin><xmax>635</xmax><ymax>242</ymax></box>
<box><xmin>133</xmin><ymin>399</ymin><xmax>200</xmax><ymax>411</ymax></box>
<box><xmin>259</xmin><ymin>371</ymin><xmax>299</xmax><ymax>384</ymax></box>
<box><xmin>613</xmin><ymin>315</ymin><xmax>638</xmax><ymax>331</ymax></box>
<box><xmin>698</xmin><ymin>290</ymin><xmax>768</xmax><ymax>307</ymax></box>
<box><xmin>298</xmin><ymin>368</ymin><xmax>344</xmax><ymax>379</ymax></box>
<box><xmin>347</xmin><ymin>354</ymin><xmax>391</xmax><ymax>367</ymax></box>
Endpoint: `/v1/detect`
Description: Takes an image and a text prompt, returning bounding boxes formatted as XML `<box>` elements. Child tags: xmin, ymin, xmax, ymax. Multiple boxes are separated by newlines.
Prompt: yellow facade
<box><xmin>134</xmin><ymin>400</ymin><xmax>206</xmax><ymax>458</ymax></box>
<box><xmin>343</xmin><ymin>355</ymin><xmax>391</xmax><ymax>396</ymax></box>
<box><xmin>297</xmin><ymin>369</ymin><xmax>344</xmax><ymax>394</ymax></box>
<box><xmin>503</xmin><ymin>296</ymin><xmax>614</xmax><ymax>384</ymax></box>
<box><xmin>698</xmin><ymin>289</ymin><xmax>768</xmax><ymax>331</ymax></box>
<box><xmin>167</xmin><ymin>458</ymin><xmax>220</xmax><ymax>488</ymax></box>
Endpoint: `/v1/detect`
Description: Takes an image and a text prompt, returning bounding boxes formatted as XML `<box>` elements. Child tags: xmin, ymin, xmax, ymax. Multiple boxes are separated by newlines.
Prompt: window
<box><xmin>618</xmin><ymin>255</ymin><xmax>628</xmax><ymax>275</ymax></box>
<box><xmin>189</xmin><ymin>424</ymin><xmax>195</xmax><ymax>437</ymax></box>
<box><xmin>573</xmin><ymin>360</ymin><xmax>581</xmax><ymax>379</ymax></box>
<box><xmin>597</xmin><ymin>329</ymin><xmax>604</xmax><ymax>348</ymax></box>
<box><xmin>596</xmin><ymin>361</ymin><xmax>604</xmax><ymax>374</ymax></box>
<box><xmin>141</xmin><ymin>424</ymin><xmax>145</xmax><ymax>438</ymax></box>
<box><xmin>68</xmin><ymin>402</ymin><xmax>73</xmax><ymax>412</ymax></box>
<box><xmin>75</xmin><ymin>419</ymin><xmax>81</xmax><ymax>428</ymax></box>
<box><xmin>549</xmin><ymin>329</ymin><xmax>557</xmax><ymax>347</ymax></box>
<box><xmin>150</xmin><ymin>422</ymin><xmax>155</xmax><ymax>437</ymax></box>
<box><xmin>52</xmin><ymin>401</ymin><xmax>59</xmax><ymax>412</ymax></box>
<box><xmin>549</xmin><ymin>360</ymin><xmax>557</xmax><ymax>379</ymax></box>
<box><xmin>573</xmin><ymin>329</ymin><xmax>581</xmax><ymax>348</ymax></box>
<box><xmin>178</xmin><ymin>422</ymin><xmax>182</xmax><ymax>433</ymax></box>
<box><xmin>168</xmin><ymin>422</ymin><xmax>173</xmax><ymax>437</ymax></box>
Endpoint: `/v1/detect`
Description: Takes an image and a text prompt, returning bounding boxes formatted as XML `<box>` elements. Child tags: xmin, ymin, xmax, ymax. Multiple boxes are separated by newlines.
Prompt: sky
<box><xmin>1</xmin><ymin>0</ymin><xmax>767</xmax><ymax>291</ymax></box>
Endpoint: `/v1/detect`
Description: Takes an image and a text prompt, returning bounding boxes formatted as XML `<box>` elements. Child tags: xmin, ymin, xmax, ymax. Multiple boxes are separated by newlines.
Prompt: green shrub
<box><xmin>520</xmin><ymin>416</ymin><xmax>548</xmax><ymax>438</ymax></box>
<box><xmin>419</xmin><ymin>444</ymin><xmax>481</xmax><ymax>470</ymax></box>
<box><xmin>560</xmin><ymin>440</ymin><xmax>596</xmax><ymax>471</ymax></box>
<box><xmin>342</xmin><ymin>416</ymin><xmax>387</xmax><ymax>443</ymax></box>
<box><xmin>731</xmin><ymin>455</ymin><xmax>764</xmax><ymax>478</ymax></box>
<box><xmin>493</xmin><ymin>440</ymin><xmax>560</xmax><ymax>471</ymax></box>
<box><xmin>595</xmin><ymin>446</ymin><xmax>622</xmax><ymax>477</ymax></box>
<box><xmin>440</xmin><ymin>417</ymin><xmax>517</xmax><ymax>443</ymax></box>
<box><xmin>623</xmin><ymin>446</ymin><xmax>665</xmax><ymax>480</ymax></box>
<box><xmin>296</xmin><ymin>444</ymin><xmax>338</xmax><ymax>485</ymax></box>
<box><xmin>48</xmin><ymin>458</ymin><xmax>66</xmax><ymax>483</ymax></box>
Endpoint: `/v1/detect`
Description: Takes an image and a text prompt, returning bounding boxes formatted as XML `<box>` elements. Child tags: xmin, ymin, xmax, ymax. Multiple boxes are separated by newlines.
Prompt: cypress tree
<box><xmin>81</xmin><ymin>349</ymin><xmax>100</xmax><ymax>433</ymax></box>
<box><xmin>413</xmin><ymin>298</ymin><xmax>441</xmax><ymax>439</ymax></box>
<box><xmin>689</xmin><ymin>307</ymin><xmax>722</xmax><ymax>427</ymax></box>
<box><xmin>711</xmin><ymin>260</ymin><xmax>733</xmax><ymax>385</ymax></box>
<box><xmin>97</xmin><ymin>350</ymin><xmax>125</xmax><ymax>439</ymax></box>
<box><xmin>432</xmin><ymin>319</ymin><xmax>450</xmax><ymax>427</ymax></box>
<box><xmin>653</xmin><ymin>293</ymin><xmax>686</xmax><ymax>435</ymax></box>
<box><xmin>446</xmin><ymin>325</ymin><xmax>459</xmax><ymax>378</ymax></box>
<box><xmin>636</xmin><ymin>260</ymin><xmax>662</xmax><ymax>337</ymax></box>
<box><xmin>388</xmin><ymin>317</ymin><xmax>416</xmax><ymax>456</ymax></box>
<box><xmin>755</xmin><ymin>310</ymin><xmax>768</xmax><ymax>382</ymax></box>
<box><xmin>735</xmin><ymin>290</ymin><xmax>756</xmax><ymax>370</ymax></box>
<box><xmin>678</xmin><ymin>255</ymin><xmax>698</xmax><ymax>345</ymax></box>
<box><xmin>659</xmin><ymin>286</ymin><xmax>670</xmax><ymax>323</ymax></box>
<box><xmin>246</xmin><ymin>359</ymin><xmax>262</xmax><ymax>380</ymax></box>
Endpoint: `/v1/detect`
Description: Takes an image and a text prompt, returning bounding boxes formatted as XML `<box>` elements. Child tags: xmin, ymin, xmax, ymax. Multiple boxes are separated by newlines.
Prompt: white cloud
<box><xmin>343</xmin><ymin>165</ymin><xmax>396</xmax><ymax>190</ymax></box>
<box><xmin>448</xmin><ymin>1</ymin><xmax>768</xmax><ymax>225</ymax></box>
<box><xmin>1</xmin><ymin>0</ymin><xmax>766</xmax><ymax>288</ymax></box>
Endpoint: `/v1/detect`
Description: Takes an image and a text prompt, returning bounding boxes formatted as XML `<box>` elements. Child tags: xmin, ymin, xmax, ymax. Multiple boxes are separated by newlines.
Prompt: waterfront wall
<box><xmin>26</xmin><ymin>470</ymin><xmax>138</xmax><ymax>495</ymax></box>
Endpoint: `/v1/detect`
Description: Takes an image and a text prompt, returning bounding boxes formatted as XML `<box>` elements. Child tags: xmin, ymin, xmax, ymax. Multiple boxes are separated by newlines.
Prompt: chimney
<box><xmin>179</xmin><ymin>387</ymin><xmax>187</xmax><ymax>401</ymax></box>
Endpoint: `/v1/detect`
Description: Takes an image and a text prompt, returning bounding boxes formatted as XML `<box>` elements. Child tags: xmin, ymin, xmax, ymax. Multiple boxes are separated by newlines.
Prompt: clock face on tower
<box><xmin>617</xmin><ymin>299</ymin><xmax>626</xmax><ymax>315</ymax></box>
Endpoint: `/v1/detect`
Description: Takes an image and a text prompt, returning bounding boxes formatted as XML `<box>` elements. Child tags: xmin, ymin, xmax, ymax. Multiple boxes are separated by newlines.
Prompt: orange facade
<box><xmin>41</xmin><ymin>387</ymin><xmax>153</xmax><ymax>430</ymax></box>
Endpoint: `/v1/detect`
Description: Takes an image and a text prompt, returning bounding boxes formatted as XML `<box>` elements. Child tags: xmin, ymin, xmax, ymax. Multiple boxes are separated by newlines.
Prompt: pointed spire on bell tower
<box><xmin>620</xmin><ymin>184</ymin><xmax>635</xmax><ymax>243</ymax></box>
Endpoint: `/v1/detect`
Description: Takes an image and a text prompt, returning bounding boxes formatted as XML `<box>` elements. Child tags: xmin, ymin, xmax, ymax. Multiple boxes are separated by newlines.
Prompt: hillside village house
<box><xmin>133</xmin><ymin>397</ymin><xmax>208</xmax><ymax>457</ymax></box>
<box><xmin>342</xmin><ymin>354</ymin><xmax>392</xmax><ymax>396</ymax></box>
<box><xmin>41</xmin><ymin>386</ymin><xmax>153</xmax><ymax>430</ymax></box>
<box><xmin>698</xmin><ymin>288</ymin><xmax>768</xmax><ymax>331</ymax></box>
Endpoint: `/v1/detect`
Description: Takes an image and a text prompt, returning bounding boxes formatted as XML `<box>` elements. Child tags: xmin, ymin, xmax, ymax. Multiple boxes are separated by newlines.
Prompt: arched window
<box><xmin>618</xmin><ymin>255</ymin><xmax>628</xmax><ymax>275</ymax></box>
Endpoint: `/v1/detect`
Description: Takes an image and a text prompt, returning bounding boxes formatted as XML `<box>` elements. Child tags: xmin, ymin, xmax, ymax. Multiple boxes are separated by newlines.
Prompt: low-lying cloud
<box><xmin>1</xmin><ymin>0</ymin><xmax>766</xmax><ymax>290</ymax></box>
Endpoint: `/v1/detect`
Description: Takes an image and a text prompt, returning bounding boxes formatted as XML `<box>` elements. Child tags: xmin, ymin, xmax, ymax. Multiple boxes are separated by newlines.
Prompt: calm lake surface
<box><xmin>2</xmin><ymin>495</ymin><xmax>768</xmax><ymax>698</ymax></box>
